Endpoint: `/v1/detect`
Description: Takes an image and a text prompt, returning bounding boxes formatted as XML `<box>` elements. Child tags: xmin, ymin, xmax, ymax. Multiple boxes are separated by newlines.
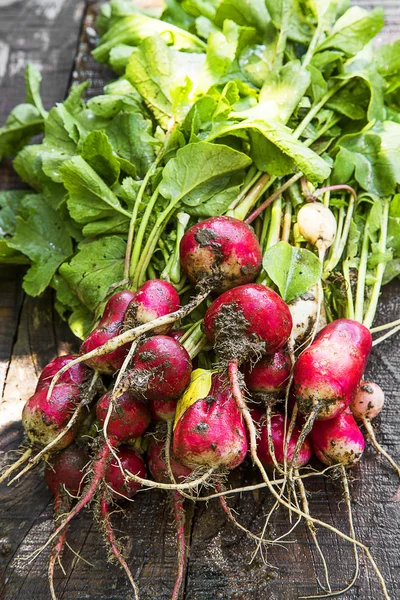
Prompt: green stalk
<box><xmin>281</xmin><ymin>198</ymin><xmax>292</xmax><ymax>243</ymax></box>
<box><xmin>227</xmin><ymin>169</ymin><xmax>261</xmax><ymax>212</ymax></box>
<box><xmin>133</xmin><ymin>200</ymin><xmax>181</xmax><ymax>289</ymax></box>
<box><xmin>354</xmin><ymin>221</ymin><xmax>370</xmax><ymax>323</ymax></box>
<box><xmin>165</xmin><ymin>212</ymin><xmax>190</xmax><ymax>284</ymax></box>
<box><xmin>324</xmin><ymin>206</ymin><xmax>344</xmax><ymax>274</ymax></box>
<box><xmin>363</xmin><ymin>199</ymin><xmax>390</xmax><ymax>329</ymax></box>
<box><xmin>231</xmin><ymin>174</ymin><xmax>275</xmax><ymax>221</ymax></box>
<box><xmin>260</xmin><ymin>204</ymin><xmax>272</xmax><ymax>251</ymax></box>
<box><xmin>293</xmin><ymin>81</ymin><xmax>346</xmax><ymax>139</ymax></box>
<box><xmin>129</xmin><ymin>185</ymin><xmax>161</xmax><ymax>287</ymax></box>
<box><xmin>266</xmin><ymin>196</ymin><xmax>282</xmax><ymax>249</ymax></box>
<box><xmin>324</xmin><ymin>194</ymin><xmax>355</xmax><ymax>277</ymax></box>
<box><xmin>342</xmin><ymin>260</ymin><xmax>355</xmax><ymax>320</ymax></box>
<box><xmin>124</xmin><ymin>153</ymin><xmax>163</xmax><ymax>279</ymax></box>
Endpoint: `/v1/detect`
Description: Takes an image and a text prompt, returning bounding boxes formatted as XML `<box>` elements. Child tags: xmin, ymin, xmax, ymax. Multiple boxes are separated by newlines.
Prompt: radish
<box><xmin>252</xmin><ymin>410</ymin><xmax>311</xmax><ymax>469</ymax></box>
<box><xmin>297</xmin><ymin>202</ymin><xmax>337</xmax><ymax>253</ymax></box>
<box><xmin>309</xmin><ymin>409</ymin><xmax>365</xmax><ymax>467</ymax></box>
<box><xmin>36</xmin><ymin>355</ymin><xmax>91</xmax><ymax>392</ymax></box>
<box><xmin>45</xmin><ymin>444</ymin><xmax>88</xmax><ymax>600</ymax></box>
<box><xmin>180</xmin><ymin>216</ymin><xmax>262</xmax><ymax>293</ymax></box>
<box><xmin>81</xmin><ymin>290</ymin><xmax>137</xmax><ymax>374</ymax></box>
<box><xmin>36</xmin><ymin>390</ymin><xmax>150</xmax><ymax>561</ymax></box>
<box><xmin>45</xmin><ymin>444</ymin><xmax>89</xmax><ymax>498</ymax></box>
<box><xmin>351</xmin><ymin>382</ymin><xmax>400</xmax><ymax>478</ymax></box>
<box><xmin>96</xmin><ymin>391</ymin><xmax>151</xmax><ymax>443</ymax></box>
<box><xmin>293</xmin><ymin>319</ymin><xmax>372</xmax><ymax>422</ymax></box>
<box><xmin>148</xmin><ymin>398</ymin><xmax>178</xmax><ymax>423</ymax></box>
<box><xmin>125</xmin><ymin>335</ymin><xmax>192</xmax><ymax>401</ymax></box>
<box><xmin>124</xmin><ymin>279</ymin><xmax>180</xmax><ymax>334</ymax></box>
<box><xmin>295</xmin><ymin>200</ymin><xmax>337</xmax><ymax>345</ymax></box>
<box><xmin>22</xmin><ymin>383</ymin><xmax>83</xmax><ymax>451</ymax></box>
<box><xmin>288</xmin><ymin>286</ymin><xmax>327</xmax><ymax>349</ymax></box>
<box><xmin>168</xmin><ymin>329</ymin><xmax>186</xmax><ymax>342</ymax></box>
<box><xmin>203</xmin><ymin>284</ymin><xmax>292</xmax><ymax>364</ymax></box>
<box><xmin>173</xmin><ymin>372</ymin><xmax>248</xmax><ymax>471</ymax></box>
<box><xmin>244</xmin><ymin>349</ymin><xmax>291</xmax><ymax>397</ymax></box>
<box><xmin>288</xmin><ymin>319</ymin><xmax>371</xmax><ymax>473</ymax></box>
<box><xmin>100</xmin><ymin>447</ymin><xmax>146</xmax><ymax>600</ymax></box>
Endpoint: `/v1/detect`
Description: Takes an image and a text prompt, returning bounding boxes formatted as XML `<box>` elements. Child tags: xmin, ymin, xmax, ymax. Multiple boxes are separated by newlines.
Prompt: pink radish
<box><xmin>351</xmin><ymin>382</ymin><xmax>400</xmax><ymax>478</ymax></box>
<box><xmin>96</xmin><ymin>391</ymin><xmax>151</xmax><ymax>444</ymax></box>
<box><xmin>293</xmin><ymin>319</ymin><xmax>372</xmax><ymax>421</ymax></box>
<box><xmin>39</xmin><ymin>390</ymin><xmax>150</xmax><ymax>557</ymax></box>
<box><xmin>22</xmin><ymin>383</ymin><xmax>83</xmax><ymax>451</ymax></box>
<box><xmin>81</xmin><ymin>290</ymin><xmax>136</xmax><ymax>374</ymax></box>
<box><xmin>45</xmin><ymin>444</ymin><xmax>88</xmax><ymax>498</ymax></box>
<box><xmin>148</xmin><ymin>398</ymin><xmax>177</xmax><ymax>423</ymax></box>
<box><xmin>244</xmin><ymin>349</ymin><xmax>291</xmax><ymax>396</ymax></box>
<box><xmin>168</xmin><ymin>329</ymin><xmax>186</xmax><ymax>342</ymax></box>
<box><xmin>252</xmin><ymin>410</ymin><xmax>311</xmax><ymax>469</ymax></box>
<box><xmin>173</xmin><ymin>372</ymin><xmax>248</xmax><ymax>470</ymax></box>
<box><xmin>310</xmin><ymin>409</ymin><xmax>365</xmax><ymax>466</ymax></box>
<box><xmin>350</xmin><ymin>381</ymin><xmax>385</xmax><ymax>421</ymax></box>
<box><xmin>203</xmin><ymin>284</ymin><xmax>292</xmax><ymax>363</ymax></box>
<box><xmin>180</xmin><ymin>216</ymin><xmax>262</xmax><ymax>292</ymax></box>
<box><xmin>124</xmin><ymin>279</ymin><xmax>180</xmax><ymax>334</ymax></box>
<box><xmin>125</xmin><ymin>335</ymin><xmax>192</xmax><ymax>401</ymax></box>
<box><xmin>36</xmin><ymin>355</ymin><xmax>91</xmax><ymax>392</ymax></box>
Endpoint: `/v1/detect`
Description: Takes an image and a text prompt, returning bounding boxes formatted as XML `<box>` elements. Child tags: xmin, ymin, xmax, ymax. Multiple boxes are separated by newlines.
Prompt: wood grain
<box><xmin>1</xmin><ymin>1</ymin><xmax>400</xmax><ymax>599</ymax></box>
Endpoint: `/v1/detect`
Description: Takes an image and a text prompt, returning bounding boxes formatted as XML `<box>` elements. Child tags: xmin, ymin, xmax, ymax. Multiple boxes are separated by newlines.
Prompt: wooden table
<box><xmin>0</xmin><ymin>1</ymin><xmax>399</xmax><ymax>599</ymax></box>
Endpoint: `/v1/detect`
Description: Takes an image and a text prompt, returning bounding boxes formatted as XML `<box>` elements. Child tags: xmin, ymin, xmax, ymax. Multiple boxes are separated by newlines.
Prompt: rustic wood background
<box><xmin>0</xmin><ymin>1</ymin><xmax>399</xmax><ymax>599</ymax></box>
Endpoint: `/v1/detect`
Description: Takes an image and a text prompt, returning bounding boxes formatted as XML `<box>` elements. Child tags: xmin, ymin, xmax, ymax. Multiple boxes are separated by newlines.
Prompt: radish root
<box><xmin>101</xmin><ymin>497</ymin><xmax>139</xmax><ymax>600</ymax></box>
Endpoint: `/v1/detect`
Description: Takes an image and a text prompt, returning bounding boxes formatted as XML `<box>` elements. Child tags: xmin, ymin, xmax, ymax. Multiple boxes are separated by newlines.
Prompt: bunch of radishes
<box><xmin>1</xmin><ymin>213</ymin><xmax>398</xmax><ymax>600</ymax></box>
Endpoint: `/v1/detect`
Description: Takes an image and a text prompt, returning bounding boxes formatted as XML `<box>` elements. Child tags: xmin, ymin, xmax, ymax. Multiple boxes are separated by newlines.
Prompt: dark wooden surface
<box><xmin>0</xmin><ymin>1</ymin><xmax>399</xmax><ymax>599</ymax></box>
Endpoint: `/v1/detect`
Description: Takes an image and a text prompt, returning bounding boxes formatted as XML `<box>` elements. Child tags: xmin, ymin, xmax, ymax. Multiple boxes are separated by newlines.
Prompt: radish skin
<box><xmin>180</xmin><ymin>216</ymin><xmax>262</xmax><ymax>292</ymax></box>
<box><xmin>309</xmin><ymin>410</ymin><xmax>365</xmax><ymax>467</ymax></box>
<box><xmin>173</xmin><ymin>373</ymin><xmax>248</xmax><ymax>470</ymax></box>
<box><xmin>244</xmin><ymin>349</ymin><xmax>291</xmax><ymax>396</ymax></box>
<box><xmin>293</xmin><ymin>319</ymin><xmax>372</xmax><ymax>421</ymax></box>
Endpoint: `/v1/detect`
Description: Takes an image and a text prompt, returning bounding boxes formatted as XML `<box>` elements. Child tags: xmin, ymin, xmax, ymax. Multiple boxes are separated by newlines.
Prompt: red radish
<box><xmin>203</xmin><ymin>284</ymin><xmax>292</xmax><ymax>363</ymax></box>
<box><xmin>125</xmin><ymin>335</ymin><xmax>192</xmax><ymax>401</ymax></box>
<box><xmin>104</xmin><ymin>445</ymin><xmax>146</xmax><ymax>499</ymax></box>
<box><xmin>180</xmin><ymin>216</ymin><xmax>262</xmax><ymax>292</ymax></box>
<box><xmin>96</xmin><ymin>391</ymin><xmax>151</xmax><ymax>444</ymax></box>
<box><xmin>45</xmin><ymin>444</ymin><xmax>88</xmax><ymax>498</ymax></box>
<box><xmin>81</xmin><ymin>290</ymin><xmax>136</xmax><ymax>374</ymax></box>
<box><xmin>351</xmin><ymin>382</ymin><xmax>400</xmax><ymax>478</ymax></box>
<box><xmin>244</xmin><ymin>349</ymin><xmax>291</xmax><ymax>396</ymax></box>
<box><xmin>173</xmin><ymin>372</ymin><xmax>248</xmax><ymax>470</ymax></box>
<box><xmin>309</xmin><ymin>409</ymin><xmax>365</xmax><ymax>466</ymax></box>
<box><xmin>41</xmin><ymin>390</ymin><xmax>150</xmax><ymax>553</ymax></box>
<box><xmin>45</xmin><ymin>445</ymin><xmax>88</xmax><ymax>600</ymax></box>
<box><xmin>148</xmin><ymin>438</ymin><xmax>192</xmax><ymax>484</ymax></box>
<box><xmin>148</xmin><ymin>438</ymin><xmax>191</xmax><ymax>600</ymax></box>
<box><xmin>125</xmin><ymin>279</ymin><xmax>180</xmax><ymax>334</ymax></box>
<box><xmin>22</xmin><ymin>383</ymin><xmax>82</xmax><ymax>451</ymax></box>
<box><xmin>293</xmin><ymin>319</ymin><xmax>372</xmax><ymax>421</ymax></box>
<box><xmin>148</xmin><ymin>398</ymin><xmax>177</xmax><ymax>423</ymax></box>
<box><xmin>253</xmin><ymin>410</ymin><xmax>311</xmax><ymax>469</ymax></box>
<box><xmin>168</xmin><ymin>329</ymin><xmax>186</xmax><ymax>342</ymax></box>
<box><xmin>36</xmin><ymin>355</ymin><xmax>91</xmax><ymax>392</ymax></box>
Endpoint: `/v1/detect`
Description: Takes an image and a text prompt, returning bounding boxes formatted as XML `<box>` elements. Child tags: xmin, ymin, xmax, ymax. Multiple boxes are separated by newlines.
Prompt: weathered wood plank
<box><xmin>0</xmin><ymin>1</ymin><xmax>400</xmax><ymax>599</ymax></box>
<box><xmin>0</xmin><ymin>0</ymin><xmax>87</xmax><ymax>190</ymax></box>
